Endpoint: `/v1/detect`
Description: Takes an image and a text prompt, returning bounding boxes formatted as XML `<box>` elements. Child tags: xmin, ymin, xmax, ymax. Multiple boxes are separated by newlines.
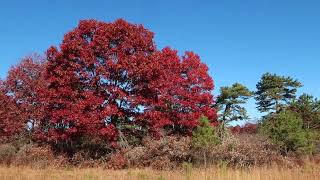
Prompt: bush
<box><xmin>191</xmin><ymin>134</ymin><xmax>295</xmax><ymax>168</ymax></box>
<box><xmin>260</xmin><ymin>110</ymin><xmax>316</xmax><ymax>155</ymax></box>
<box><xmin>125</xmin><ymin>136</ymin><xmax>192</xmax><ymax>170</ymax></box>
<box><xmin>0</xmin><ymin>143</ymin><xmax>17</xmax><ymax>165</ymax></box>
<box><xmin>13</xmin><ymin>144</ymin><xmax>68</xmax><ymax>168</ymax></box>
<box><xmin>105</xmin><ymin>152</ymin><xmax>127</xmax><ymax>169</ymax></box>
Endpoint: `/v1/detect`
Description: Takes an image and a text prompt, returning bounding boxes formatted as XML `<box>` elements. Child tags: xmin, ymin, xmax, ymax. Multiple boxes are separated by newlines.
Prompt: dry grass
<box><xmin>0</xmin><ymin>165</ymin><xmax>319</xmax><ymax>180</ymax></box>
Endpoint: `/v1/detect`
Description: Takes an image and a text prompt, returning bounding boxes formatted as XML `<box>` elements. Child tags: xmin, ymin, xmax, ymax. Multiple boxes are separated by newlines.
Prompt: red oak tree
<box><xmin>40</xmin><ymin>19</ymin><xmax>217</xmax><ymax>144</ymax></box>
<box><xmin>42</xmin><ymin>19</ymin><xmax>157</xmax><ymax>143</ymax></box>
<box><xmin>4</xmin><ymin>55</ymin><xmax>46</xmax><ymax>133</ymax></box>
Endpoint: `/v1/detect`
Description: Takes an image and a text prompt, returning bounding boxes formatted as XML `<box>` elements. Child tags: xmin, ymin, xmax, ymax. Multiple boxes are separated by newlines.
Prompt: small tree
<box><xmin>215</xmin><ymin>83</ymin><xmax>252</xmax><ymax>138</ymax></box>
<box><xmin>260</xmin><ymin>110</ymin><xmax>315</xmax><ymax>155</ymax></box>
<box><xmin>255</xmin><ymin>73</ymin><xmax>302</xmax><ymax>113</ymax></box>
<box><xmin>289</xmin><ymin>93</ymin><xmax>320</xmax><ymax>130</ymax></box>
<box><xmin>192</xmin><ymin>116</ymin><xmax>220</xmax><ymax>167</ymax></box>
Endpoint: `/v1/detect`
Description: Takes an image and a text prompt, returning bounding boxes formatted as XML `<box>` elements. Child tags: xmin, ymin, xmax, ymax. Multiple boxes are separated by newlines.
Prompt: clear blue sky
<box><xmin>1</xmin><ymin>0</ymin><xmax>320</xmax><ymax>120</ymax></box>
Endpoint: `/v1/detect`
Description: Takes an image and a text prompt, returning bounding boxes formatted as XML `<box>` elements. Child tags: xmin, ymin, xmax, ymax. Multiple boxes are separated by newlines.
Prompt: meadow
<box><xmin>0</xmin><ymin>165</ymin><xmax>319</xmax><ymax>180</ymax></box>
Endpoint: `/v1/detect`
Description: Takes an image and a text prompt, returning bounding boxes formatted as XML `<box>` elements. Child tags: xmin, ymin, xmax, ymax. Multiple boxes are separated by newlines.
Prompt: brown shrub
<box><xmin>313</xmin><ymin>154</ymin><xmax>320</xmax><ymax>165</ymax></box>
<box><xmin>104</xmin><ymin>152</ymin><xmax>127</xmax><ymax>169</ymax></box>
<box><xmin>191</xmin><ymin>134</ymin><xmax>296</xmax><ymax>168</ymax></box>
<box><xmin>70</xmin><ymin>151</ymin><xmax>88</xmax><ymax>166</ymax></box>
<box><xmin>1</xmin><ymin>133</ymin><xmax>313</xmax><ymax>170</ymax></box>
<box><xmin>0</xmin><ymin>143</ymin><xmax>17</xmax><ymax>165</ymax></box>
<box><xmin>12</xmin><ymin>144</ymin><xmax>68</xmax><ymax>168</ymax></box>
<box><xmin>69</xmin><ymin>150</ymin><xmax>102</xmax><ymax>168</ymax></box>
<box><xmin>125</xmin><ymin>136</ymin><xmax>192</xmax><ymax>170</ymax></box>
<box><xmin>150</xmin><ymin>156</ymin><xmax>174</xmax><ymax>170</ymax></box>
<box><xmin>125</xmin><ymin>146</ymin><xmax>147</xmax><ymax>167</ymax></box>
<box><xmin>69</xmin><ymin>153</ymin><xmax>101</xmax><ymax>168</ymax></box>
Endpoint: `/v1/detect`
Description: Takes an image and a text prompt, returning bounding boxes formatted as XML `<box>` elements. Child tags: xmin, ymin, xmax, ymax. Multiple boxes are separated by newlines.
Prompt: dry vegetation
<box><xmin>0</xmin><ymin>165</ymin><xmax>319</xmax><ymax>180</ymax></box>
<box><xmin>0</xmin><ymin>135</ymin><xmax>319</xmax><ymax>180</ymax></box>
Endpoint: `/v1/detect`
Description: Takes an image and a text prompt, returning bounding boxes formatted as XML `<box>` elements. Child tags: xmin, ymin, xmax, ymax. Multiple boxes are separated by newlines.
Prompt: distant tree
<box><xmin>4</xmin><ymin>55</ymin><xmax>46</xmax><ymax>133</ymax></box>
<box><xmin>288</xmin><ymin>93</ymin><xmax>320</xmax><ymax>130</ymax></box>
<box><xmin>215</xmin><ymin>83</ymin><xmax>253</xmax><ymax>124</ymax></box>
<box><xmin>255</xmin><ymin>73</ymin><xmax>302</xmax><ymax>113</ymax></box>
<box><xmin>230</xmin><ymin>123</ymin><xmax>258</xmax><ymax>134</ymax></box>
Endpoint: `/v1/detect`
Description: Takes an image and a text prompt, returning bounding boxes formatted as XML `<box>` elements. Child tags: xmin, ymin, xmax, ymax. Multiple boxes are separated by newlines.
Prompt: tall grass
<box><xmin>0</xmin><ymin>165</ymin><xmax>319</xmax><ymax>180</ymax></box>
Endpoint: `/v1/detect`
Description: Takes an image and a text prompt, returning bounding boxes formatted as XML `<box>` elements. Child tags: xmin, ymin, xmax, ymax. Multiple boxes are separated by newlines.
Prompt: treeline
<box><xmin>0</xmin><ymin>19</ymin><xmax>319</xmax><ymax>169</ymax></box>
<box><xmin>216</xmin><ymin>73</ymin><xmax>320</xmax><ymax>155</ymax></box>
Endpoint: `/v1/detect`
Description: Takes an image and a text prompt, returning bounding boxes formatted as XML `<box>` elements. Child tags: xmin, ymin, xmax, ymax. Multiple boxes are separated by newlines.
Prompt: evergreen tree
<box><xmin>255</xmin><ymin>73</ymin><xmax>302</xmax><ymax>113</ymax></box>
<box><xmin>289</xmin><ymin>93</ymin><xmax>320</xmax><ymax>130</ymax></box>
<box><xmin>216</xmin><ymin>83</ymin><xmax>253</xmax><ymax>124</ymax></box>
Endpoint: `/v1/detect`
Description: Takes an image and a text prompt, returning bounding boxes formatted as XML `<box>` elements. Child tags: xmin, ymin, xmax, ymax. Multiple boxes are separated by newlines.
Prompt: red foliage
<box><xmin>144</xmin><ymin>48</ymin><xmax>217</xmax><ymax>135</ymax></box>
<box><xmin>230</xmin><ymin>123</ymin><xmax>258</xmax><ymax>134</ymax></box>
<box><xmin>4</xmin><ymin>55</ymin><xmax>46</xmax><ymax>133</ymax></box>
<box><xmin>0</xmin><ymin>84</ymin><xmax>23</xmax><ymax>138</ymax></box>
<box><xmin>0</xmin><ymin>19</ymin><xmax>216</xmax><ymax>145</ymax></box>
<box><xmin>40</xmin><ymin>19</ymin><xmax>217</xmax><ymax>143</ymax></box>
<box><xmin>41</xmin><ymin>19</ymin><xmax>158</xmax><ymax>143</ymax></box>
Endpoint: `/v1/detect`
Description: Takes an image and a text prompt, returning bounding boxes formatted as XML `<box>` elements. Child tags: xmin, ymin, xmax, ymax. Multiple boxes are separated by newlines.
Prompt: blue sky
<box><xmin>1</xmin><ymin>0</ymin><xmax>319</xmax><ymax>120</ymax></box>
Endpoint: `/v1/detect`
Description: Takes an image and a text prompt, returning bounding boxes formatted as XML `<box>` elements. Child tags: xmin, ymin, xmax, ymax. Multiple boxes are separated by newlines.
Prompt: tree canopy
<box><xmin>289</xmin><ymin>94</ymin><xmax>320</xmax><ymax>130</ymax></box>
<box><xmin>28</xmin><ymin>19</ymin><xmax>217</xmax><ymax>144</ymax></box>
<box><xmin>4</xmin><ymin>55</ymin><xmax>46</xmax><ymax>133</ymax></box>
<box><xmin>255</xmin><ymin>73</ymin><xmax>302</xmax><ymax>113</ymax></box>
<box><xmin>215</xmin><ymin>83</ymin><xmax>252</xmax><ymax>124</ymax></box>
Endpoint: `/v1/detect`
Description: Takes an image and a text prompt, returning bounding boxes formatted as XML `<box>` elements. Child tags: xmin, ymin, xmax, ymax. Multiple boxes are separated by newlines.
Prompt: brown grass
<box><xmin>0</xmin><ymin>165</ymin><xmax>319</xmax><ymax>180</ymax></box>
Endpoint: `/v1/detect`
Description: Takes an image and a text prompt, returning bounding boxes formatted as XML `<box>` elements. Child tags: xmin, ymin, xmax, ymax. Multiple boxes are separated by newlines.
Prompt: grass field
<box><xmin>0</xmin><ymin>166</ymin><xmax>319</xmax><ymax>180</ymax></box>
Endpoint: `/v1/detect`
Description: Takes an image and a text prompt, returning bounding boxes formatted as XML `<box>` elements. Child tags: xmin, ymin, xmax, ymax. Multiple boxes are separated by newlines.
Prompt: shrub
<box><xmin>69</xmin><ymin>136</ymin><xmax>113</xmax><ymax>159</ymax></box>
<box><xmin>260</xmin><ymin>110</ymin><xmax>316</xmax><ymax>155</ymax></box>
<box><xmin>13</xmin><ymin>144</ymin><xmax>68</xmax><ymax>168</ymax></box>
<box><xmin>104</xmin><ymin>152</ymin><xmax>127</xmax><ymax>169</ymax></box>
<box><xmin>191</xmin><ymin>134</ymin><xmax>294</xmax><ymax>168</ymax></box>
<box><xmin>150</xmin><ymin>156</ymin><xmax>173</xmax><ymax>170</ymax></box>
<box><xmin>125</xmin><ymin>136</ymin><xmax>192</xmax><ymax>170</ymax></box>
<box><xmin>0</xmin><ymin>143</ymin><xmax>17</xmax><ymax>165</ymax></box>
